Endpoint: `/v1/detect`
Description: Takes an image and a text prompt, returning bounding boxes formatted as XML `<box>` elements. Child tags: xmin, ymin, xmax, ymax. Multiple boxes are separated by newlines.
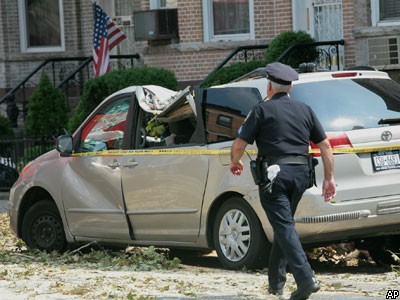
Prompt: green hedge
<box><xmin>68</xmin><ymin>66</ymin><xmax>178</xmax><ymax>133</ymax></box>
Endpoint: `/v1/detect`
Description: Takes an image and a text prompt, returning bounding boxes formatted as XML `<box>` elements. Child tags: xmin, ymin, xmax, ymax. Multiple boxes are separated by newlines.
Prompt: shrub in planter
<box><xmin>68</xmin><ymin>66</ymin><xmax>178</xmax><ymax>133</ymax></box>
<box><xmin>265</xmin><ymin>30</ymin><xmax>318</xmax><ymax>68</ymax></box>
<box><xmin>24</xmin><ymin>73</ymin><xmax>68</xmax><ymax>137</ymax></box>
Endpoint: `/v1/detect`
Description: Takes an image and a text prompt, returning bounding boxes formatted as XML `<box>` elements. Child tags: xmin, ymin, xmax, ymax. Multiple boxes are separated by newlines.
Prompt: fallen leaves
<box><xmin>0</xmin><ymin>213</ymin><xmax>181</xmax><ymax>272</ymax></box>
<box><xmin>307</xmin><ymin>243</ymin><xmax>374</xmax><ymax>267</ymax></box>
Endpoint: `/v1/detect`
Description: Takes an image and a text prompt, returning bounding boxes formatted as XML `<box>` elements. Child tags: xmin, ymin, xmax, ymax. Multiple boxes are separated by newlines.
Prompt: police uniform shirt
<box><xmin>238</xmin><ymin>92</ymin><xmax>326</xmax><ymax>157</ymax></box>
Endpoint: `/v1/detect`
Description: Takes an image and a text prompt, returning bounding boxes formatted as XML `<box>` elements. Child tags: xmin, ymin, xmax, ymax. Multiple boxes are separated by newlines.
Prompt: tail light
<box><xmin>331</xmin><ymin>72</ymin><xmax>358</xmax><ymax>78</ymax></box>
<box><xmin>310</xmin><ymin>132</ymin><xmax>352</xmax><ymax>156</ymax></box>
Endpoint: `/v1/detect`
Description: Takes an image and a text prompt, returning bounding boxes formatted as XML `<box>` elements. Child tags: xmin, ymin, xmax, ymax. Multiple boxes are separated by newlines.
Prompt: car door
<box><xmin>61</xmin><ymin>95</ymin><xmax>133</xmax><ymax>240</ymax></box>
<box><xmin>121</xmin><ymin>91</ymin><xmax>209</xmax><ymax>243</ymax></box>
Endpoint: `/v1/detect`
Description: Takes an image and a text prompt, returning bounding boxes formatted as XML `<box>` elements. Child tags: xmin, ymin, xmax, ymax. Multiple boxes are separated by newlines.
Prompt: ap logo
<box><xmin>386</xmin><ymin>290</ymin><xmax>400</xmax><ymax>299</ymax></box>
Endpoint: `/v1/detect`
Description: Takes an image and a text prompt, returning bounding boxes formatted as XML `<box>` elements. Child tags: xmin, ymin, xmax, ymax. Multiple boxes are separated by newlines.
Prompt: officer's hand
<box><xmin>230</xmin><ymin>160</ymin><xmax>243</xmax><ymax>176</ymax></box>
<box><xmin>322</xmin><ymin>179</ymin><xmax>336</xmax><ymax>202</ymax></box>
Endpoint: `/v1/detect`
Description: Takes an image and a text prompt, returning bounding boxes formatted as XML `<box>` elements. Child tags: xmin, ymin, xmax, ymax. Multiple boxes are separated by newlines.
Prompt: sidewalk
<box><xmin>0</xmin><ymin>191</ymin><xmax>9</xmax><ymax>212</ymax></box>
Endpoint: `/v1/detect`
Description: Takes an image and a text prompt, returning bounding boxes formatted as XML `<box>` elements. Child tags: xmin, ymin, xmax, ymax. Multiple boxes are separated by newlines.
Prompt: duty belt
<box><xmin>265</xmin><ymin>155</ymin><xmax>308</xmax><ymax>165</ymax></box>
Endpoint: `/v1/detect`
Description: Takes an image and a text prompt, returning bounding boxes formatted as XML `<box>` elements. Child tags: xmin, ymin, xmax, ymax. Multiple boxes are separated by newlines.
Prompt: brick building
<box><xmin>0</xmin><ymin>0</ymin><xmax>399</xmax><ymax>99</ymax></box>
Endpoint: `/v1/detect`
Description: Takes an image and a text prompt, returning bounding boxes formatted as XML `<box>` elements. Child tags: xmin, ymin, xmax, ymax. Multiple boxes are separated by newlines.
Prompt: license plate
<box><xmin>372</xmin><ymin>150</ymin><xmax>400</xmax><ymax>171</ymax></box>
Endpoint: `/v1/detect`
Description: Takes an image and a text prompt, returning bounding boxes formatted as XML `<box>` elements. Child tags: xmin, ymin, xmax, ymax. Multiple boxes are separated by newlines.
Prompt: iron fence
<box><xmin>0</xmin><ymin>137</ymin><xmax>55</xmax><ymax>190</ymax></box>
<box><xmin>0</xmin><ymin>54</ymin><xmax>141</xmax><ymax>120</ymax></box>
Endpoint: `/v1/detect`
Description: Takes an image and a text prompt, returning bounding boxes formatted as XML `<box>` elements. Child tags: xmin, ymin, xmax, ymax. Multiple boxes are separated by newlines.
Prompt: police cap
<box><xmin>265</xmin><ymin>62</ymin><xmax>299</xmax><ymax>85</ymax></box>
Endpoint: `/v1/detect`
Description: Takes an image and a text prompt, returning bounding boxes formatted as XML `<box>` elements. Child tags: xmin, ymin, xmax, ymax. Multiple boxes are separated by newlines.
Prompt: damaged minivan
<box><xmin>8</xmin><ymin>84</ymin><xmax>269</xmax><ymax>269</ymax></box>
<box><xmin>8</xmin><ymin>67</ymin><xmax>400</xmax><ymax>269</ymax></box>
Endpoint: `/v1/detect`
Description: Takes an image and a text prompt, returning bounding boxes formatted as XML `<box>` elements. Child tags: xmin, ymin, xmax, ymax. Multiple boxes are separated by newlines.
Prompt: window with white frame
<box><xmin>203</xmin><ymin>0</ymin><xmax>254</xmax><ymax>42</ymax></box>
<box><xmin>150</xmin><ymin>0</ymin><xmax>177</xmax><ymax>9</ymax></box>
<box><xmin>18</xmin><ymin>0</ymin><xmax>65</xmax><ymax>53</ymax></box>
<box><xmin>371</xmin><ymin>0</ymin><xmax>400</xmax><ymax>26</ymax></box>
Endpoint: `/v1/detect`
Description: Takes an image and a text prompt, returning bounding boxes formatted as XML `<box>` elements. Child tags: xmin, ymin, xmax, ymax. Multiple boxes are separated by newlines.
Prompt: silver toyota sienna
<box><xmin>7</xmin><ymin>69</ymin><xmax>400</xmax><ymax>269</ymax></box>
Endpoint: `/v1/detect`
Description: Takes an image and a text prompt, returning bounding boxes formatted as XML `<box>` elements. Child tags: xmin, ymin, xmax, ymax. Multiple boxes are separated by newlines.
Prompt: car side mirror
<box><xmin>56</xmin><ymin>135</ymin><xmax>73</xmax><ymax>155</ymax></box>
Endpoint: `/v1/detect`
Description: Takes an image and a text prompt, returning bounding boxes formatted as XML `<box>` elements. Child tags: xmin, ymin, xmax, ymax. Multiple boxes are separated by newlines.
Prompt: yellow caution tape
<box><xmin>71</xmin><ymin>145</ymin><xmax>400</xmax><ymax>157</ymax></box>
<box><xmin>310</xmin><ymin>144</ymin><xmax>400</xmax><ymax>154</ymax></box>
<box><xmin>72</xmin><ymin>149</ymin><xmax>254</xmax><ymax>157</ymax></box>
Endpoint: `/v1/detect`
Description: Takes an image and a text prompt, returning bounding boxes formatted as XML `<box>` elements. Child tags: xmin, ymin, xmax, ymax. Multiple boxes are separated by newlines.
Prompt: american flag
<box><xmin>93</xmin><ymin>2</ymin><xmax>126</xmax><ymax>77</ymax></box>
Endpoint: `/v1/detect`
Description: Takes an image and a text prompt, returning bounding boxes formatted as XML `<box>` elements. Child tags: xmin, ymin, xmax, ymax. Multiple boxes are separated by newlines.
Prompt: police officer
<box><xmin>230</xmin><ymin>62</ymin><xmax>336</xmax><ymax>300</ymax></box>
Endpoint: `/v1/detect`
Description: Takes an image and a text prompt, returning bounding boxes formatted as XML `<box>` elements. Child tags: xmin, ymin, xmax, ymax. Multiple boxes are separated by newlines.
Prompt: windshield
<box><xmin>291</xmin><ymin>78</ymin><xmax>400</xmax><ymax>131</ymax></box>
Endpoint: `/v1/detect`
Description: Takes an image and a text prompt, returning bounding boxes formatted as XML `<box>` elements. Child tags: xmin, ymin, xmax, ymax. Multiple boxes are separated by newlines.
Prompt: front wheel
<box><xmin>213</xmin><ymin>196</ymin><xmax>270</xmax><ymax>270</ymax></box>
<box><xmin>21</xmin><ymin>200</ymin><xmax>68</xmax><ymax>252</ymax></box>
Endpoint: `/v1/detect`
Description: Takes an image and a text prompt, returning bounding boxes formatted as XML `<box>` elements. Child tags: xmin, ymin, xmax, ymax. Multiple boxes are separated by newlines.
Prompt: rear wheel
<box><xmin>213</xmin><ymin>196</ymin><xmax>270</xmax><ymax>270</ymax></box>
<box><xmin>21</xmin><ymin>200</ymin><xmax>68</xmax><ymax>252</ymax></box>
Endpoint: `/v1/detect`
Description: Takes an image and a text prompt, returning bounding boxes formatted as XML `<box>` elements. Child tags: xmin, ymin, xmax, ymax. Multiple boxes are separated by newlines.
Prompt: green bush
<box><xmin>265</xmin><ymin>30</ymin><xmax>317</xmax><ymax>68</ymax></box>
<box><xmin>0</xmin><ymin>115</ymin><xmax>14</xmax><ymax>137</ymax></box>
<box><xmin>24</xmin><ymin>73</ymin><xmax>68</xmax><ymax>137</ymax></box>
<box><xmin>68</xmin><ymin>66</ymin><xmax>178</xmax><ymax>133</ymax></box>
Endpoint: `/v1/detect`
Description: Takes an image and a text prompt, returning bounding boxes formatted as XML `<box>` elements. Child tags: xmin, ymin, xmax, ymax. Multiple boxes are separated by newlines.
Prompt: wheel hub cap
<box><xmin>219</xmin><ymin>209</ymin><xmax>251</xmax><ymax>262</ymax></box>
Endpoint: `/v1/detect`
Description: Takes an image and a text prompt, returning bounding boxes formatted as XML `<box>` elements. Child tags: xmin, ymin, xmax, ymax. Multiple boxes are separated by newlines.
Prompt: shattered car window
<box><xmin>134</xmin><ymin>87</ymin><xmax>197</xmax><ymax>149</ymax></box>
<box><xmin>136</xmin><ymin>106</ymin><xmax>197</xmax><ymax>149</ymax></box>
<box><xmin>79</xmin><ymin>97</ymin><xmax>131</xmax><ymax>152</ymax></box>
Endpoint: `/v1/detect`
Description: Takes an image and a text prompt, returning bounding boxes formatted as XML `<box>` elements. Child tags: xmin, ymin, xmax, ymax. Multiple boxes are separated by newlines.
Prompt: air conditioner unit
<box><xmin>113</xmin><ymin>15</ymin><xmax>133</xmax><ymax>26</ymax></box>
<box><xmin>368</xmin><ymin>36</ymin><xmax>399</xmax><ymax>66</ymax></box>
<box><xmin>133</xmin><ymin>8</ymin><xmax>178</xmax><ymax>41</ymax></box>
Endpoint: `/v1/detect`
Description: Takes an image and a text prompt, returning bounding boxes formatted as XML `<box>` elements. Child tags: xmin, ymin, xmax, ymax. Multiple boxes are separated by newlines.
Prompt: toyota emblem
<box><xmin>381</xmin><ymin>131</ymin><xmax>392</xmax><ymax>141</ymax></box>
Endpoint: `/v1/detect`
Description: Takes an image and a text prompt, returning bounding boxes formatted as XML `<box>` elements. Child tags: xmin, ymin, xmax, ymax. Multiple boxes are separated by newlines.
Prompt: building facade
<box><xmin>0</xmin><ymin>0</ymin><xmax>399</xmax><ymax>99</ymax></box>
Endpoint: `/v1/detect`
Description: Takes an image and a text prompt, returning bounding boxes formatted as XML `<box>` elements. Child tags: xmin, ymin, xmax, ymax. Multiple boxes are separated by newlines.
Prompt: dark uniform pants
<box><xmin>259</xmin><ymin>164</ymin><xmax>314</xmax><ymax>290</ymax></box>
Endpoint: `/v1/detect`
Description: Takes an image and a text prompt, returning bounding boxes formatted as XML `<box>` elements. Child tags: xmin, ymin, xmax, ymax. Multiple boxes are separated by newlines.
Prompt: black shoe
<box><xmin>289</xmin><ymin>280</ymin><xmax>320</xmax><ymax>300</ymax></box>
<box><xmin>268</xmin><ymin>287</ymin><xmax>283</xmax><ymax>295</ymax></box>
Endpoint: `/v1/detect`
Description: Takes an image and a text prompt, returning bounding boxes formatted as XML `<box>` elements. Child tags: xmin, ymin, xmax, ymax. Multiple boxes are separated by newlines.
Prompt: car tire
<box><xmin>213</xmin><ymin>196</ymin><xmax>270</xmax><ymax>270</ymax></box>
<box><xmin>21</xmin><ymin>200</ymin><xmax>68</xmax><ymax>252</ymax></box>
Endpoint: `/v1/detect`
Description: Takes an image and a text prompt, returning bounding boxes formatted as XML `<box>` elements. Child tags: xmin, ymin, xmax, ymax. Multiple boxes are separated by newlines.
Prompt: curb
<box><xmin>0</xmin><ymin>192</ymin><xmax>9</xmax><ymax>213</ymax></box>
<box><xmin>0</xmin><ymin>191</ymin><xmax>9</xmax><ymax>201</ymax></box>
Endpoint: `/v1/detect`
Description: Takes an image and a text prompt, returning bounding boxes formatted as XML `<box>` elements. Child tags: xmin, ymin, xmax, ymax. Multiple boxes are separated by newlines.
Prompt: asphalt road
<box><xmin>167</xmin><ymin>252</ymin><xmax>396</xmax><ymax>300</ymax></box>
<box><xmin>0</xmin><ymin>191</ymin><xmax>397</xmax><ymax>299</ymax></box>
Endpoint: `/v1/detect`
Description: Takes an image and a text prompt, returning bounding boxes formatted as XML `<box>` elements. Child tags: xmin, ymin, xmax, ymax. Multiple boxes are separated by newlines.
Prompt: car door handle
<box><xmin>108</xmin><ymin>160</ymin><xmax>121</xmax><ymax>168</ymax></box>
<box><xmin>122</xmin><ymin>160</ymin><xmax>139</xmax><ymax>167</ymax></box>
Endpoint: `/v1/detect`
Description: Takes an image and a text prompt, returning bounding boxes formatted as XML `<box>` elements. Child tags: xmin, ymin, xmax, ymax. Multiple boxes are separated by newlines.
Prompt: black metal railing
<box><xmin>0</xmin><ymin>137</ymin><xmax>56</xmax><ymax>190</ymax></box>
<box><xmin>200</xmin><ymin>39</ymin><xmax>345</xmax><ymax>86</ymax></box>
<box><xmin>200</xmin><ymin>44</ymin><xmax>269</xmax><ymax>87</ymax></box>
<box><xmin>277</xmin><ymin>39</ymin><xmax>345</xmax><ymax>71</ymax></box>
<box><xmin>0</xmin><ymin>54</ymin><xmax>140</xmax><ymax>119</ymax></box>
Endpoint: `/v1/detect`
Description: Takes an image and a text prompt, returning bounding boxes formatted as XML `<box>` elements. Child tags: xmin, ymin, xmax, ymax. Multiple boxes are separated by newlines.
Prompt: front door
<box><xmin>292</xmin><ymin>0</ymin><xmax>344</xmax><ymax>70</ymax></box>
<box><xmin>62</xmin><ymin>96</ymin><xmax>133</xmax><ymax>240</ymax></box>
<box><xmin>121</xmin><ymin>97</ymin><xmax>208</xmax><ymax>243</ymax></box>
